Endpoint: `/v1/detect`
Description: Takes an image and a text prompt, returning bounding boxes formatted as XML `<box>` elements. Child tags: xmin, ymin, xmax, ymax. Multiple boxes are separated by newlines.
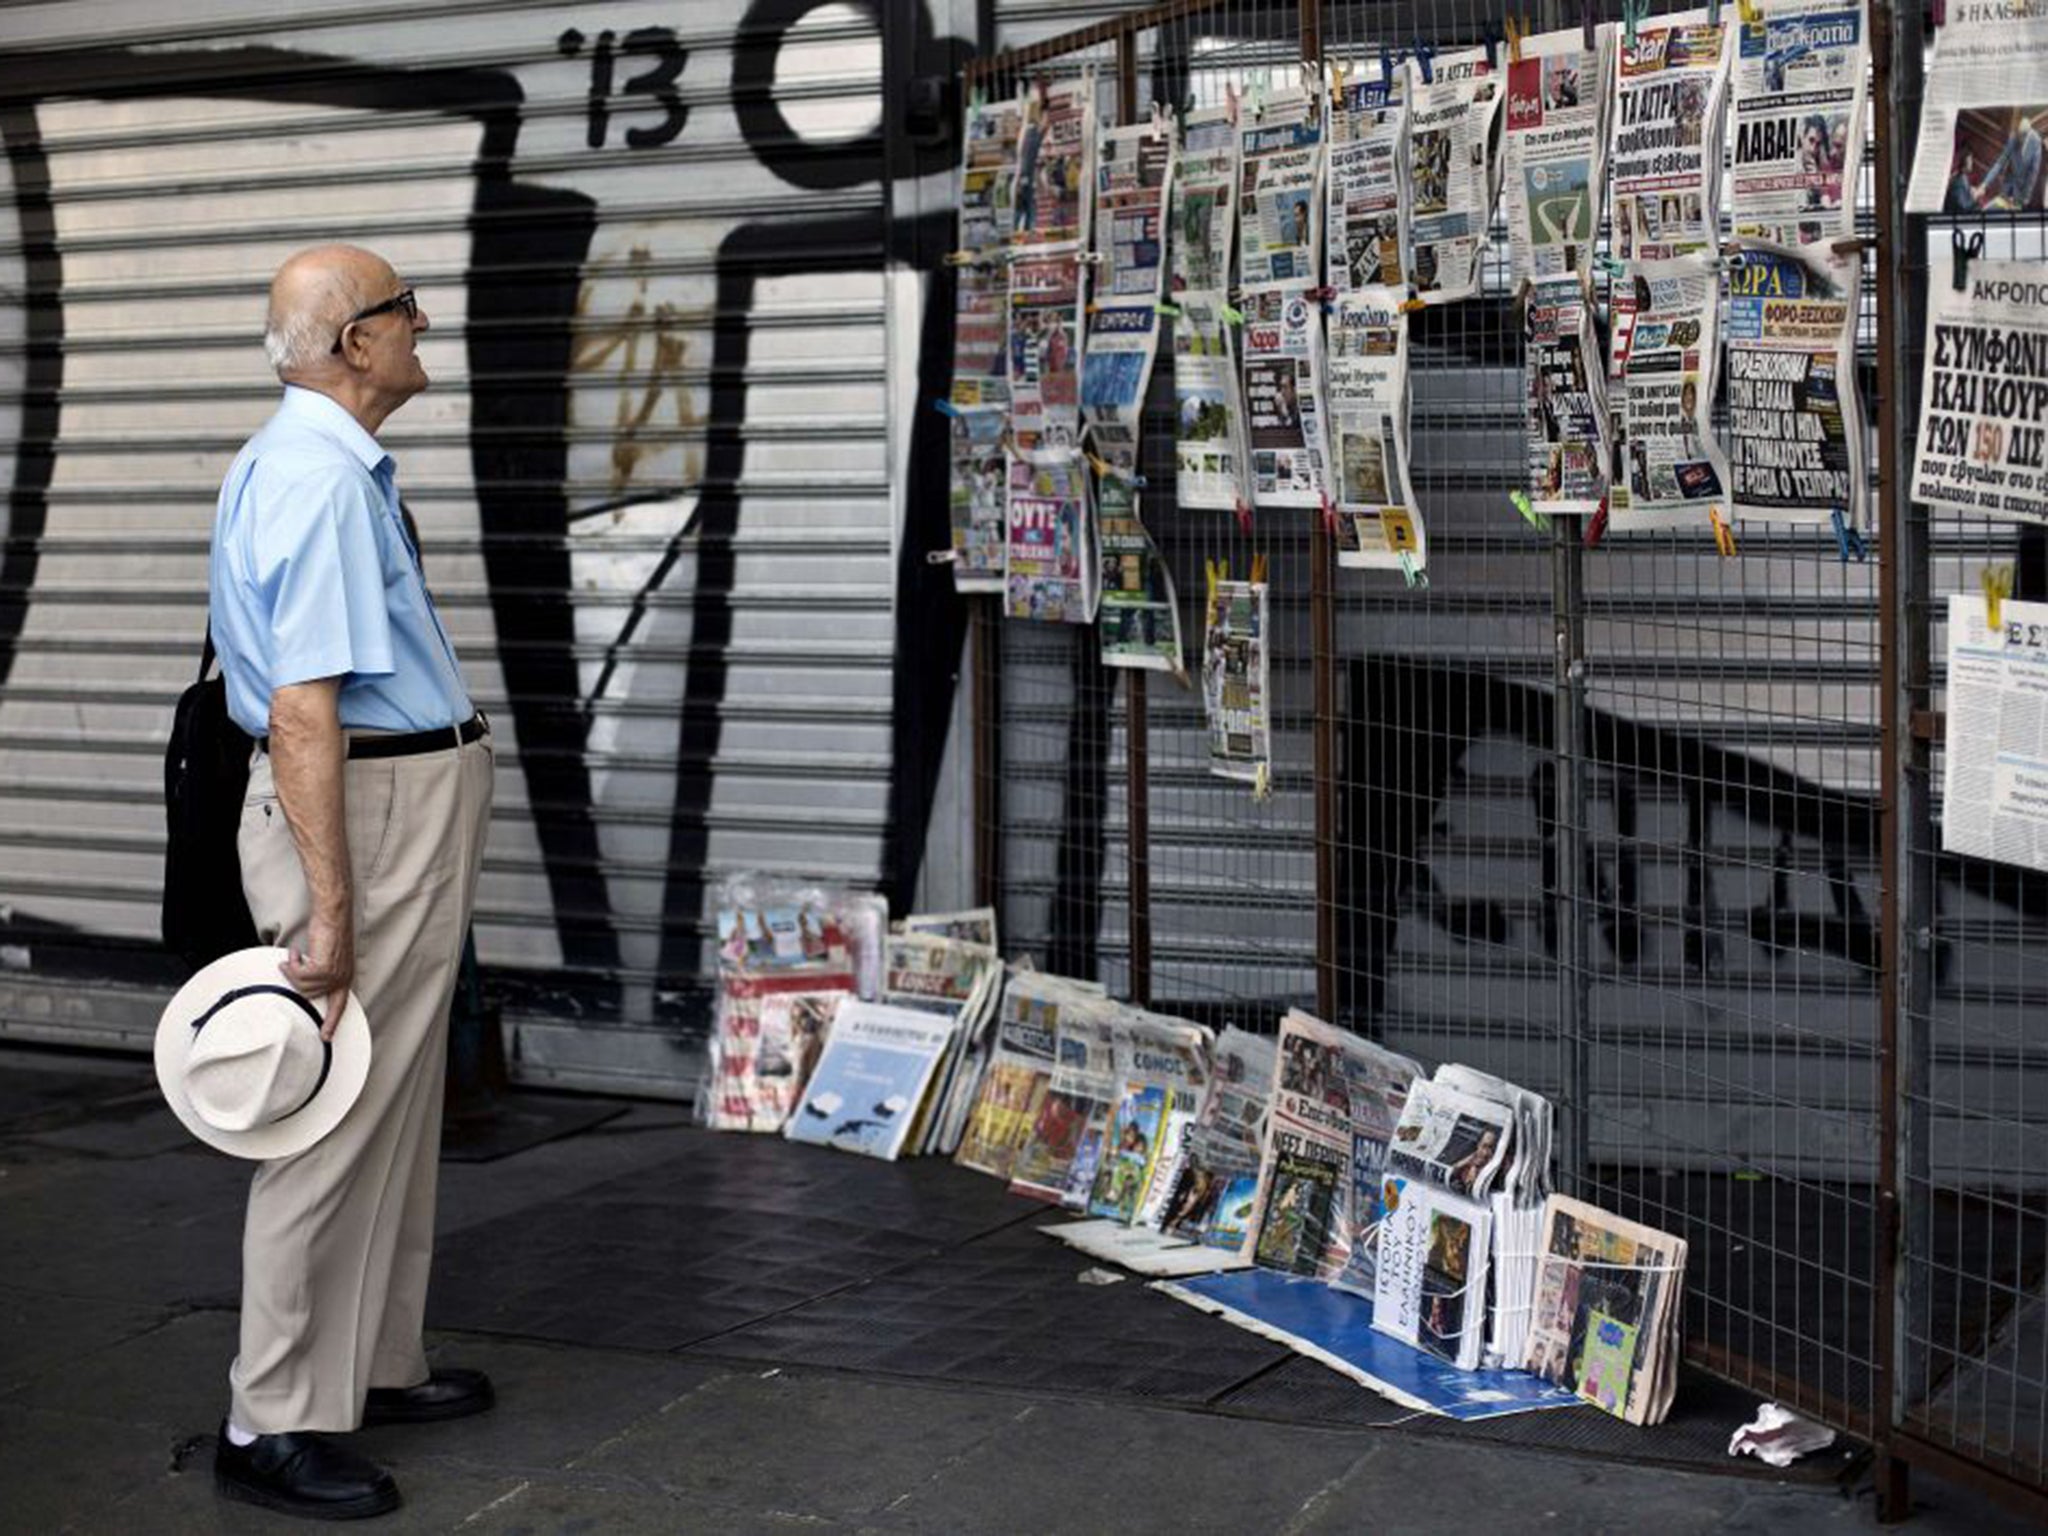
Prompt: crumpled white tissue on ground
<box><xmin>1728</xmin><ymin>1402</ymin><xmax>1836</xmax><ymax>1467</ymax></box>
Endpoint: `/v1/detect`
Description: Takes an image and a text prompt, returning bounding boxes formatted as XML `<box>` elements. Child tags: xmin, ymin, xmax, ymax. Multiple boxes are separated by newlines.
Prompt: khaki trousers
<box><xmin>230</xmin><ymin>731</ymin><xmax>493</xmax><ymax>1434</ymax></box>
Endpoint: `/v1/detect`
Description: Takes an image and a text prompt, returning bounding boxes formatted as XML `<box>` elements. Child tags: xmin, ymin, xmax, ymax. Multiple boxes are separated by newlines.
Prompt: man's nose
<box><xmin>413</xmin><ymin>306</ymin><xmax>431</xmax><ymax>333</ymax></box>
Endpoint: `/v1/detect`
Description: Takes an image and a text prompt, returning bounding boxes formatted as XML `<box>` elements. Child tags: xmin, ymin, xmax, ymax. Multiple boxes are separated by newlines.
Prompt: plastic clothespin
<box><xmin>926</xmin><ymin>547</ymin><xmax>961</xmax><ymax>565</ymax></box>
<box><xmin>1414</xmin><ymin>40</ymin><xmax>1435</xmax><ymax>85</ymax></box>
<box><xmin>1623</xmin><ymin>0</ymin><xmax>1640</xmax><ymax>48</ymax></box>
<box><xmin>1233</xmin><ymin>498</ymin><xmax>1254</xmax><ymax>537</ymax></box>
<box><xmin>1708</xmin><ymin>505</ymin><xmax>1738</xmax><ymax>558</ymax></box>
<box><xmin>1507</xmin><ymin>17</ymin><xmax>1526</xmax><ymax>64</ymax></box>
<box><xmin>1953</xmin><ymin>228</ymin><xmax>1985</xmax><ymax>291</ymax></box>
<box><xmin>933</xmin><ymin>397</ymin><xmax>964</xmax><ymax>419</ymax></box>
<box><xmin>1156</xmin><ymin>300</ymin><xmax>1183</xmax><ymax>318</ymax></box>
<box><xmin>968</xmin><ymin>82</ymin><xmax>987</xmax><ymax>111</ymax></box>
<box><xmin>1484</xmin><ymin>21</ymin><xmax>1503</xmax><ymax>69</ymax></box>
<box><xmin>1399</xmin><ymin>296</ymin><xmax>1428</xmax><ymax>313</ymax></box>
<box><xmin>1397</xmin><ymin>550</ymin><xmax>1428</xmax><ymax>588</ymax></box>
<box><xmin>1319</xmin><ymin>492</ymin><xmax>1341</xmax><ymax>538</ymax></box>
<box><xmin>1983</xmin><ymin>564</ymin><xmax>2015</xmax><ymax>632</ymax></box>
<box><xmin>1205</xmin><ymin>557</ymin><xmax>1224</xmax><ymax>609</ymax></box>
<box><xmin>1830</xmin><ymin>509</ymin><xmax>1868</xmax><ymax>563</ymax></box>
<box><xmin>1736</xmin><ymin>0</ymin><xmax>1760</xmax><ymax>24</ymax></box>
<box><xmin>1250</xmin><ymin>552</ymin><xmax>1269</xmax><ymax>585</ymax></box>
<box><xmin>1252</xmin><ymin>760</ymin><xmax>1273</xmax><ymax>802</ymax></box>
<box><xmin>1220</xmin><ymin>302</ymin><xmax>1246</xmax><ymax>325</ymax></box>
<box><xmin>1510</xmin><ymin>489</ymin><xmax>1551</xmax><ymax>532</ymax></box>
<box><xmin>1932</xmin><ymin>0</ymin><xmax>1946</xmax><ymax>26</ymax></box>
<box><xmin>1583</xmin><ymin>0</ymin><xmax>1599</xmax><ymax>53</ymax></box>
<box><xmin>1582</xmin><ymin>496</ymin><xmax>1610</xmax><ymax>550</ymax></box>
<box><xmin>1379</xmin><ymin>44</ymin><xmax>1394</xmax><ymax>85</ymax></box>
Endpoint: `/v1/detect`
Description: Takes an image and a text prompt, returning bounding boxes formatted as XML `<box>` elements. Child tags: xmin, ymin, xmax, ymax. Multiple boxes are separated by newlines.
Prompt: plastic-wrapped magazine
<box><xmin>955</xmin><ymin>971</ymin><xmax>1092</xmax><ymax>1179</ymax></box>
<box><xmin>717</xmin><ymin>905</ymin><xmax>849</xmax><ymax>973</ymax></box>
<box><xmin>785</xmin><ymin>1002</ymin><xmax>957</xmax><ymax>1162</ymax></box>
<box><xmin>1250</xmin><ymin>1010</ymin><xmax>1422</xmax><ymax>1282</ymax></box>
<box><xmin>1010</xmin><ymin>1002</ymin><xmax>1118</xmax><ymax>1203</ymax></box>
<box><xmin>1087</xmin><ymin>1010</ymin><xmax>1212</xmax><ymax>1226</ymax></box>
<box><xmin>1372</xmin><ymin>1177</ymin><xmax>1493</xmax><ymax>1371</ymax></box>
<box><xmin>1161</xmin><ymin>1027</ymin><xmax>1278</xmax><ymax>1254</ymax></box>
<box><xmin>705</xmin><ymin>979</ymin><xmax>849</xmax><ymax>1133</ymax></box>
<box><xmin>1523</xmin><ymin>1194</ymin><xmax>1688</xmax><ymax>1424</ymax></box>
<box><xmin>900</xmin><ymin>906</ymin><xmax>998</xmax><ymax>949</ymax></box>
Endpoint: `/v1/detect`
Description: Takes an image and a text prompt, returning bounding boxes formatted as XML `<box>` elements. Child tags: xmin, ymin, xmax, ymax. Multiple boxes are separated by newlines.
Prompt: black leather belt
<box><xmin>259</xmin><ymin>712</ymin><xmax>487</xmax><ymax>760</ymax></box>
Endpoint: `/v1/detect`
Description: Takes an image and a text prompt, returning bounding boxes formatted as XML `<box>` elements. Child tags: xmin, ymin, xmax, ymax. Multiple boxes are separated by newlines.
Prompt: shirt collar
<box><xmin>277</xmin><ymin>384</ymin><xmax>391</xmax><ymax>474</ymax></box>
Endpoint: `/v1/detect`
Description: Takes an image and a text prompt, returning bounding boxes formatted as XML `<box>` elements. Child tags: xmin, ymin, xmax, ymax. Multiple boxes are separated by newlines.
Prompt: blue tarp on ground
<box><xmin>1157</xmin><ymin>1269</ymin><xmax>1588</xmax><ymax>1421</ymax></box>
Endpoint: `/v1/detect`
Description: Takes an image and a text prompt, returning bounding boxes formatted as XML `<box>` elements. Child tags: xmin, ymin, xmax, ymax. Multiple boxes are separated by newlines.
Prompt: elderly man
<box><xmin>207</xmin><ymin>244</ymin><xmax>496</xmax><ymax>1519</ymax></box>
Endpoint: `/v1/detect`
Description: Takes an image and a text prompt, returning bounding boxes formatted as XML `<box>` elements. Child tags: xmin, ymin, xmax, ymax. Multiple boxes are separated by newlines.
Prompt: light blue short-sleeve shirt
<box><xmin>210</xmin><ymin>387</ymin><xmax>473</xmax><ymax>738</ymax></box>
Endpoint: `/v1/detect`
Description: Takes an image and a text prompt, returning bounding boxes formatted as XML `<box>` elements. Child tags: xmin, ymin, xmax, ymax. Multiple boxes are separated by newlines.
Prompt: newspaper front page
<box><xmin>1731</xmin><ymin>0</ymin><xmax>1869</xmax><ymax>248</ymax></box>
<box><xmin>1098</xmin><ymin>472</ymin><xmax>1186</xmax><ymax>676</ymax></box>
<box><xmin>1011</xmin><ymin>76</ymin><xmax>1096</xmax><ymax>250</ymax></box>
<box><xmin>1612</xmin><ymin>16</ymin><xmax>1733</xmax><ymax>261</ymax></box>
<box><xmin>1910</xmin><ymin>252</ymin><xmax>2048</xmax><ymax>524</ymax></box>
<box><xmin>1503</xmin><ymin>25</ymin><xmax>1614</xmax><ymax>285</ymax></box>
<box><xmin>1408</xmin><ymin>48</ymin><xmax>1506</xmax><ymax>304</ymax></box>
<box><xmin>1327</xmin><ymin>71</ymin><xmax>1409</xmax><ymax>293</ymax></box>
<box><xmin>1007</xmin><ymin>251</ymin><xmax>1083</xmax><ymax>455</ymax></box>
<box><xmin>1243</xmin><ymin>287</ymin><xmax>1332</xmax><ymax>507</ymax></box>
<box><xmin>1174</xmin><ymin>292</ymin><xmax>1252</xmax><ymax>510</ymax></box>
<box><xmin>946</xmin><ymin>99</ymin><xmax>1020</xmax><ymax>592</ymax></box>
<box><xmin>1010</xmin><ymin>1003</ymin><xmax>1118</xmax><ymax>1204</ymax></box>
<box><xmin>1237</xmin><ymin>88</ymin><xmax>1324</xmax><ymax>289</ymax></box>
<box><xmin>1905</xmin><ymin>0</ymin><xmax>2048</xmax><ymax>214</ymax></box>
<box><xmin>1161</xmin><ymin>1027</ymin><xmax>1278</xmax><ymax>1256</ymax></box>
<box><xmin>1620</xmin><ymin>253</ymin><xmax>1731</xmax><ymax>521</ymax></box>
<box><xmin>1005</xmin><ymin>455</ymin><xmax>1097</xmax><ymax>623</ymax></box>
<box><xmin>1174</xmin><ymin>103</ymin><xmax>1239</xmax><ymax>294</ymax></box>
<box><xmin>1943</xmin><ymin>594</ymin><xmax>2048</xmax><ymax>875</ymax></box>
<box><xmin>1328</xmin><ymin>288</ymin><xmax>1427</xmax><ymax>571</ymax></box>
<box><xmin>1727</xmin><ymin>243</ymin><xmax>1865</xmax><ymax>524</ymax></box>
<box><xmin>1096</xmin><ymin>118</ymin><xmax>1175</xmax><ymax>301</ymax></box>
<box><xmin>1202</xmin><ymin>577</ymin><xmax>1271</xmax><ymax>784</ymax></box>
<box><xmin>1526</xmin><ymin>274</ymin><xmax>1613</xmax><ymax>513</ymax></box>
<box><xmin>1373</xmin><ymin>1180</ymin><xmax>1494</xmax><ymax>1370</ymax></box>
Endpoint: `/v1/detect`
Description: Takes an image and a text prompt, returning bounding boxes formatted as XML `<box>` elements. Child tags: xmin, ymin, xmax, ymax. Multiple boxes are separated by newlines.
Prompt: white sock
<box><xmin>225</xmin><ymin>1420</ymin><xmax>259</xmax><ymax>1447</ymax></box>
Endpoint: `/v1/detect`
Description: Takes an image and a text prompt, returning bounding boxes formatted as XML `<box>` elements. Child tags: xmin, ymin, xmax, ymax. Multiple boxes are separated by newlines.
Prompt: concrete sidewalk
<box><xmin>0</xmin><ymin>1043</ymin><xmax>2031</xmax><ymax>1535</ymax></box>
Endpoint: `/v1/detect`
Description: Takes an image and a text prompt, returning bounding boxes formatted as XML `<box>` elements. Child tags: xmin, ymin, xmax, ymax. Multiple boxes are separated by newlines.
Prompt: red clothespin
<box><xmin>1319</xmin><ymin>492</ymin><xmax>1341</xmax><ymax>538</ymax></box>
<box><xmin>1234</xmin><ymin>497</ymin><xmax>1254</xmax><ymax>537</ymax></box>
<box><xmin>1582</xmin><ymin>495</ymin><xmax>1610</xmax><ymax>549</ymax></box>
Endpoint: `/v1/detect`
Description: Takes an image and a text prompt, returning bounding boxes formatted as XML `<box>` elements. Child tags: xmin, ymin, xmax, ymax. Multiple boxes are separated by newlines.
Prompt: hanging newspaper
<box><xmin>1202</xmin><ymin>576</ymin><xmax>1270</xmax><ymax>785</ymax></box>
<box><xmin>1612</xmin><ymin>16</ymin><xmax>1733</xmax><ymax>261</ymax></box>
<box><xmin>1731</xmin><ymin>0</ymin><xmax>1868</xmax><ymax>248</ymax></box>
<box><xmin>1327</xmin><ymin>69</ymin><xmax>1410</xmax><ymax>292</ymax></box>
<box><xmin>1619</xmin><ymin>253</ymin><xmax>1730</xmax><ymax>522</ymax></box>
<box><xmin>1905</xmin><ymin>0</ymin><xmax>2048</xmax><ymax>214</ymax></box>
<box><xmin>1005</xmin><ymin>455</ymin><xmax>1097</xmax><ymax>623</ymax></box>
<box><xmin>1012</xmin><ymin>75</ymin><xmax>1097</xmax><ymax>250</ymax></box>
<box><xmin>1096</xmin><ymin>118</ymin><xmax>1175</xmax><ymax>301</ymax></box>
<box><xmin>1942</xmin><ymin>594</ymin><xmax>2048</xmax><ymax>874</ymax></box>
<box><xmin>1174</xmin><ymin>292</ymin><xmax>1252</xmax><ymax>511</ymax></box>
<box><xmin>1080</xmin><ymin>303</ymin><xmax>1160</xmax><ymax>438</ymax></box>
<box><xmin>946</xmin><ymin>99</ymin><xmax>1021</xmax><ymax>592</ymax></box>
<box><xmin>1237</xmin><ymin>88</ymin><xmax>1323</xmax><ymax>290</ymax></box>
<box><xmin>1098</xmin><ymin>471</ymin><xmax>1186</xmax><ymax>676</ymax></box>
<box><xmin>1007</xmin><ymin>251</ymin><xmax>1082</xmax><ymax>456</ymax></box>
<box><xmin>1244</xmin><ymin>287</ymin><xmax>1332</xmax><ymax>507</ymax></box>
<box><xmin>1525</xmin><ymin>275</ymin><xmax>1613</xmax><ymax>514</ymax></box>
<box><xmin>1407</xmin><ymin>47</ymin><xmax>1506</xmax><ymax>305</ymax></box>
<box><xmin>1174</xmin><ymin>103</ymin><xmax>1239</xmax><ymax>295</ymax></box>
<box><xmin>1327</xmin><ymin>288</ymin><xmax>1427</xmax><ymax>571</ymax></box>
<box><xmin>1910</xmin><ymin>250</ymin><xmax>2048</xmax><ymax>524</ymax></box>
<box><xmin>1503</xmin><ymin>24</ymin><xmax>1614</xmax><ymax>285</ymax></box>
<box><xmin>1726</xmin><ymin>242</ymin><xmax>1865</xmax><ymax>525</ymax></box>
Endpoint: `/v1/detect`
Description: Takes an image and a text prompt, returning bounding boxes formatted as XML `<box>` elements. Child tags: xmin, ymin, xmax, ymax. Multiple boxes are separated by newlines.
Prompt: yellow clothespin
<box><xmin>1736</xmin><ymin>0</ymin><xmax>1760</xmax><ymax>22</ymax></box>
<box><xmin>1506</xmin><ymin>17</ymin><xmax>1526</xmax><ymax>62</ymax></box>
<box><xmin>1252</xmin><ymin>760</ymin><xmax>1273</xmax><ymax>801</ymax></box>
<box><xmin>1400</xmin><ymin>296</ymin><xmax>1428</xmax><ymax>313</ymax></box>
<box><xmin>1708</xmin><ymin>505</ymin><xmax>1738</xmax><ymax>558</ymax></box>
<box><xmin>1206</xmin><ymin>557</ymin><xmax>1225</xmax><ymax>608</ymax></box>
<box><xmin>1983</xmin><ymin>563</ymin><xmax>2015</xmax><ymax>632</ymax></box>
<box><xmin>1250</xmin><ymin>552</ymin><xmax>1269</xmax><ymax>585</ymax></box>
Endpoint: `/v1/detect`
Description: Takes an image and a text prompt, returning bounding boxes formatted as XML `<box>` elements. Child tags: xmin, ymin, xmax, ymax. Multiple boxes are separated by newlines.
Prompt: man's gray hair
<box><xmin>263</xmin><ymin>259</ymin><xmax>376</xmax><ymax>376</ymax></box>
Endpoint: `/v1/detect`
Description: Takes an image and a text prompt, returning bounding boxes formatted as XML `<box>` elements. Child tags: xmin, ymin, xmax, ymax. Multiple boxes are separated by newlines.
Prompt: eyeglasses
<box><xmin>330</xmin><ymin>288</ymin><xmax>418</xmax><ymax>354</ymax></box>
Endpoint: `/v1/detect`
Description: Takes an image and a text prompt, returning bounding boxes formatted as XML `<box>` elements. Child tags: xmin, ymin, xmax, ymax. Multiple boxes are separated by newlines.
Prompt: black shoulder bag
<box><xmin>162</xmin><ymin>627</ymin><xmax>261</xmax><ymax>970</ymax></box>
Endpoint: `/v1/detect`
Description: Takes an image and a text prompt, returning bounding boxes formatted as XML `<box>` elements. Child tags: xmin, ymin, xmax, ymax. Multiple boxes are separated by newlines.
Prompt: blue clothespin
<box><xmin>1397</xmin><ymin>550</ymin><xmax>1427</xmax><ymax>588</ymax></box>
<box><xmin>1708</xmin><ymin>0</ymin><xmax>1722</xmax><ymax>29</ymax></box>
<box><xmin>1830</xmin><ymin>509</ymin><xmax>1867</xmax><ymax>562</ymax></box>
<box><xmin>933</xmin><ymin>398</ymin><xmax>963</xmax><ymax>419</ymax></box>
<box><xmin>1414</xmin><ymin>40</ymin><xmax>1435</xmax><ymax>84</ymax></box>
<box><xmin>1483</xmin><ymin>21</ymin><xmax>1501</xmax><ymax>68</ymax></box>
<box><xmin>1379</xmin><ymin>44</ymin><xmax>1394</xmax><ymax>84</ymax></box>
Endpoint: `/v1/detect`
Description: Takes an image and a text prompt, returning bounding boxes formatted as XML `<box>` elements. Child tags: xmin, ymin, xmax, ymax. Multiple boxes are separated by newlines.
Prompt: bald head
<box><xmin>263</xmin><ymin>244</ymin><xmax>390</xmax><ymax>378</ymax></box>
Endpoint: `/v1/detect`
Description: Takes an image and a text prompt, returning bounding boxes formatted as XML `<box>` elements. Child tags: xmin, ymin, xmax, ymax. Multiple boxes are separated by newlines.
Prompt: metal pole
<box><xmin>1554</xmin><ymin>514</ymin><xmax>1591</xmax><ymax>1188</ymax></box>
<box><xmin>1114</xmin><ymin>26</ymin><xmax>1153</xmax><ymax>1008</ymax></box>
<box><xmin>1300</xmin><ymin>0</ymin><xmax>1337</xmax><ymax>1022</ymax></box>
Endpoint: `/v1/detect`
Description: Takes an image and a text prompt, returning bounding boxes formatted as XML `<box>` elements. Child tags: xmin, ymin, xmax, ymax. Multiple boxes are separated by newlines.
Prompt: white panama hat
<box><xmin>154</xmin><ymin>946</ymin><xmax>371</xmax><ymax>1160</ymax></box>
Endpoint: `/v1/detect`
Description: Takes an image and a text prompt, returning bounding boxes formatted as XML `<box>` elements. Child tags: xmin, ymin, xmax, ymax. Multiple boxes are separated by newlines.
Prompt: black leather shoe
<box><xmin>214</xmin><ymin>1423</ymin><xmax>401</xmax><ymax>1520</ymax></box>
<box><xmin>362</xmin><ymin>1367</ymin><xmax>495</xmax><ymax>1426</ymax></box>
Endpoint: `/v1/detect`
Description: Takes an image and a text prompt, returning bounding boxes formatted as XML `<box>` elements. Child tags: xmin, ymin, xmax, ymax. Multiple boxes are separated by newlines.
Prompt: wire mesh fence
<box><xmin>965</xmin><ymin>0</ymin><xmax>2048</xmax><ymax>1516</ymax></box>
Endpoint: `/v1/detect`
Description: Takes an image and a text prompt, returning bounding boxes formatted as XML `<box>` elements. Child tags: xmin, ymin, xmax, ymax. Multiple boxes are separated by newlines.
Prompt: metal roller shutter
<box><xmin>0</xmin><ymin>0</ymin><xmax>954</xmax><ymax>1096</ymax></box>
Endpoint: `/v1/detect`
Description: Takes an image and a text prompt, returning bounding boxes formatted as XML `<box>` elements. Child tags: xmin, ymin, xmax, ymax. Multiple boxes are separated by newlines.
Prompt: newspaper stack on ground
<box><xmin>1731</xmin><ymin>0</ymin><xmax>1868</xmax><ymax>249</ymax></box>
<box><xmin>880</xmin><ymin>929</ymin><xmax>1001</xmax><ymax>1156</ymax></box>
<box><xmin>1523</xmin><ymin>1194</ymin><xmax>1688</xmax><ymax>1425</ymax></box>
<box><xmin>1407</xmin><ymin>47</ymin><xmax>1506</xmax><ymax>305</ymax></box>
<box><xmin>1201</xmin><ymin>572</ymin><xmax>1272</xmax><ymax>788</ymax></box>
<box><xmin>1327</xmin><ymin>68</ymin><xmax>1409</xmax><ymax>293</ymax></box>
<box><xmin>1155</xmin><ymin>1026</ymin><xmax>1279</xmax><ymax>1258</ymax></box>
<box><xmin>1910</xmin><ymin>248</ymin><xmax>2048</xmax><ymax>525</ymax></box>
<box><xmin>956</xmin><ymin>969</ymin><xmax>1095</xmax><ymax>1179</ymax></box>
<box><xmin>946</xmin><ymin>97</ymin><xmax>1020</xmax><ymax>592</ymax></box>
<box><xmin>1620</xmin><ymin>252</ymin><xmax>1730</xmax><ymax>523</ymax></box>
<box><xmin>784</xmin><ymin>1001</ymin><xmax>960</xmax><ymax>1162</ymax></box>
<box><xmin>1086</xmin><ymin>1009</ymin><xmax>1213</xmax><ymax>1226</ymax></box>
<box><xmin>1327</xmin><ymin>287</ymin><xmax>1426</xmax><ymax>574</ymax></box>
<box><xmin>1503</xmin><ymin>23</ymin><xmax>1614</xmax><ymax>286</ymax></box>
<box><xmin>1239</xmin><ymin>89</ymin><xmax>1331</xmax><ymax>509</ymax></box>
<box><xmin>1250</xmin><ymin>1011</ymin><xmax>1422</xmax><ymax>1283</ymax></box>
<box><xmin>706</xmin><ymin>897</ymin><xmax>859</xmax><ymax>1133</ymax></box>
<box><xmin>1008</xmin><ymin>990</ymin><xmax>1117</xmax><ymax>1203</ymax></box>
<box><xmin>1904</xmin><ymin>0</ymin><xmax>2048</xmax><ymax>214</ymax></box>
<box><xmin>1172</xmin><ymin>103</ymin><xmax>1252</xmax><ymax>513</ymax></box>
<box><xmin>1726</xmin><ymin>241</ymin><xmax>1865</xmax><ymax>527</ymax></box>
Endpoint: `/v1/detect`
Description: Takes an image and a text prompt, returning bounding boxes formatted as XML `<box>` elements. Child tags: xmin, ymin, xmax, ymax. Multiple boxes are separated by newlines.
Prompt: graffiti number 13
<box><xmin>559</xmin><ymin>27</ymin><xmax>689</xmax><ymax>150</ymax></box>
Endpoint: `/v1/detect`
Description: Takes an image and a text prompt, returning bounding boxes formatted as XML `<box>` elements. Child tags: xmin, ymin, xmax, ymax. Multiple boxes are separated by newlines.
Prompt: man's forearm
<box><xmin>268</xmin><ymin>682</ymin><xmax>352</xmax><ymax>923</ymax></box>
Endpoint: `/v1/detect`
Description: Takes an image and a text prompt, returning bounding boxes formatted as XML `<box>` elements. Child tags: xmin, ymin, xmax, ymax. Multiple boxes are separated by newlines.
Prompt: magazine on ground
<box><xmin>1385</xmin><ymin>1077</ymin><xmax>1516</xmax><ymax>1199</ymax></box>
<box><xmin>1372</xmin><ymin>1175</ymin><xmax>1494</xmax><ymax>1371</ymax></box>
<box><xmin>784</xmin><ymin>1001</ymin><xmax>958</xmax><ymax>1162</ymax></box>
<box><xmin>1010</xmin><ymin>1000</ymin><xmax>1120</xmax><ymax>1204</ymax></box>
<box><xmin>1087</xmin><ymin>1009</ymin><xmax>1213</xmax><ymax>1226</ymax></box>
<box><xmin>1522</xmin><ymin>1194</ymin><xmax>1688</xmax><ymax>1425</ymax></box>
<box><xmin>956</xmin><ymin>969</ymin><xmax>1096</xmax><ymax>1179</ymax></box>
<box><xmin>705</xmin><ymin>979</ymin><xmax>850</xmax><ymax>1133</ymax></box>
<box><xmin>1161</xmin><ymin>1026</ymin><xmax>1278</xmax><ymax>1256</ymax></box>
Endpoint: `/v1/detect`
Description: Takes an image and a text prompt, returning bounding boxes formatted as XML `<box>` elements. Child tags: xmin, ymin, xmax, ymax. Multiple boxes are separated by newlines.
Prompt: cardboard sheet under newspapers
<box><xmin>1905</xmin><ymin>0</ymin><xmax>2048</xmax><ymax>215</ymax></box>
<box><xmin>1328</xmin><ymin>289</ymin><xmax>1427</xmax><ymax>572</ymax></box>
<box><xmin>1726</xmin><ymin>242</ymin><xmax>1865</xmax><ymax>525</ymax></box>
<box><xmin>1157</xmin><ymin>1270</ymin><xmax>1584</xmax><ymax>1420</ymax></box>
<box><xmin>1040</xmin><ymin>1217</ymin><xmax>1253</xmax><ymax>1277</ymax></box>
<box><xmin>1910</xmin><ymin>251</ymin><xmax>2048</xmax><ymax>525</ymax></box>
<box><xmin>1408</xmin><ymin>48</ymin><xmax>1506</xmax><ymax>305</ymax></box>
<box><xmin>1942</xmin><ymin>594</ymin><xmax>2048</xmax><ymax>875</ymax></box>
<box><xmin>1731</xmin><ymin>0</ymin><xmax>1869</xmax><ymax>249</ymax></box>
